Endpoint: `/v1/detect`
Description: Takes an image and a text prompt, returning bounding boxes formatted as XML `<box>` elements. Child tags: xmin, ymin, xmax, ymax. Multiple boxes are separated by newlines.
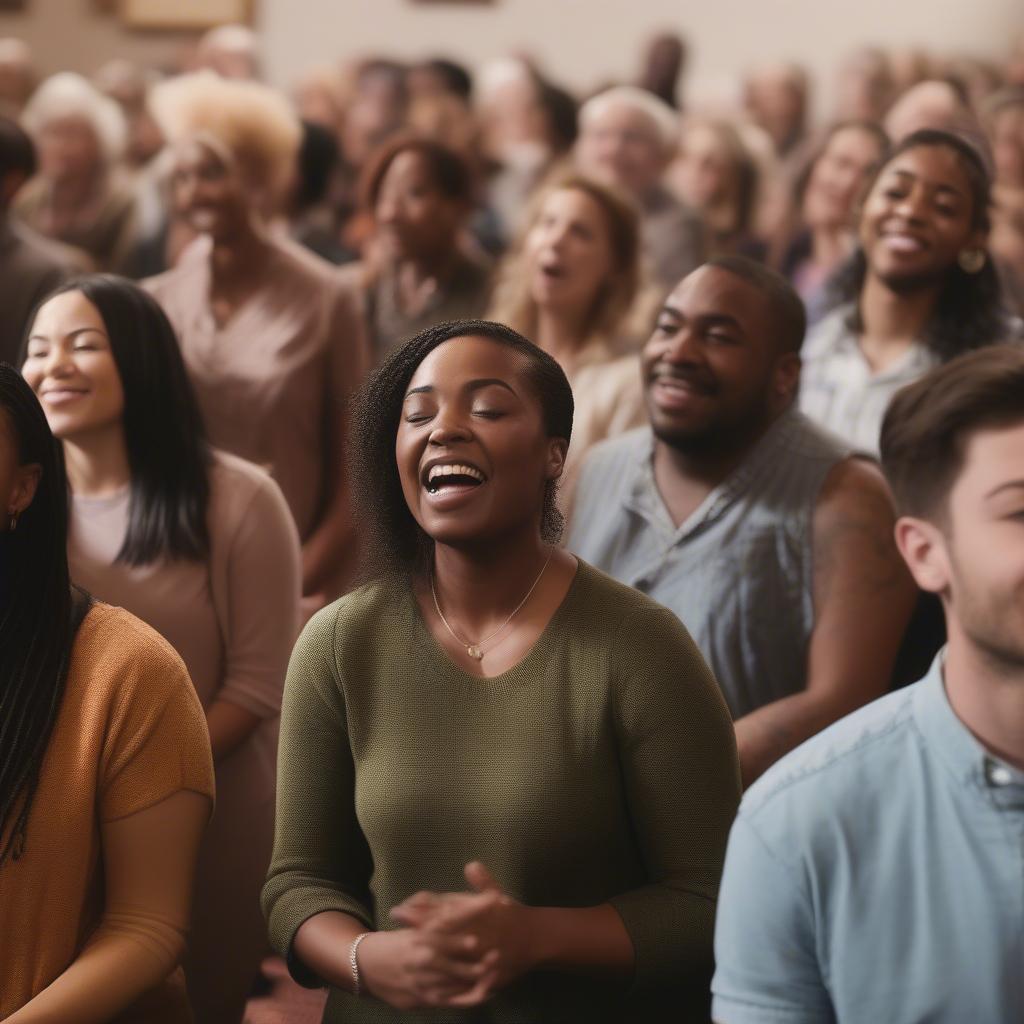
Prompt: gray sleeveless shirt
<box><xmin>567</xmin><ymin>409</ymin><xmax>851</xmax><ymax>718</ymax></box>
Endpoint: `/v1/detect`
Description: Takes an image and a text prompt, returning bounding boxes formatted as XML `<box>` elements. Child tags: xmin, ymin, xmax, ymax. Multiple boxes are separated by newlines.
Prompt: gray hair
<box><xmin>22</xmin><ymin>72</ymin><xmax>126</xmax><ymax>164</ymax></box>
<box><xmin>579</xmin><ymin>85</ymin><xmax>679</xmax><ymax>153</ymax></box>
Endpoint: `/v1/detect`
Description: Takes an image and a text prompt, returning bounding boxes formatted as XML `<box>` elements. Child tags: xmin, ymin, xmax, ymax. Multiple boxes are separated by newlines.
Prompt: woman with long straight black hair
<box><xmin>0</xmin><ymin>363</ymin><xmax>214</xmax><ymax>1022</ymax></box>
<box><xmin>21</xmin><ymin>275</ymin><xmax>303</xmax><ymax>1024</ymax></box>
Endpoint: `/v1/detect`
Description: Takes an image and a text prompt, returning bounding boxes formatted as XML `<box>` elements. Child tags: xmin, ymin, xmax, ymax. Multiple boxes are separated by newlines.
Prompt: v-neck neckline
<box><xmin>404</xmin><ymin>560</ymin><xmax>586</xmax><ymax>683</ymax></box>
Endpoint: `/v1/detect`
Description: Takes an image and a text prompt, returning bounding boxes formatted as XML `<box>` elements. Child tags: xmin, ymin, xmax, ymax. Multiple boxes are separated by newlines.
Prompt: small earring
<box><xmin>8</xmin><ymin>511</ymin><xmax>19</xmax><ymax>532</ymax></box>
<box><xmin>957</xmin><ymin>248</ymin><xmax>986</xmax><ymax>274</ymax></box>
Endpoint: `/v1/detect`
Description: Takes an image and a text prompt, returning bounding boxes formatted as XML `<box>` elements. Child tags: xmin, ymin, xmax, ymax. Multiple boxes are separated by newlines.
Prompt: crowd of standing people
<box><xmin>2</xmin><ymin>20</ymin><xmax>1024</xmax><ymax>1024</ymax></box>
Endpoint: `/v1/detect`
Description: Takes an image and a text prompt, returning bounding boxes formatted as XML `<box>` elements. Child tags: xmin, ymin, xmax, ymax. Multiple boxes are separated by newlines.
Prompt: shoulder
<box><xmin>814</xmin><ymin>454</ymin><xmax>895</xmax><ymax>526</ymax></box>
<box><xmin>71</xmin><ymin>602</ymin><xmax>193</xmax><ymax>701</ymax></box>
<box><xmin>579</xmin><ymin>426</ymin><xmax>651</xmax><ymax>478</ymax></box>
<box><xmin>142</xmin><ymin>238</ymin><xmax>206</xmax><ymax>297</ymax></box>
<box><xmin>801</xmin><ymin>303</ymin><xmax>855</xmax><ymax>359</ymax></box>
<box><xmin>207</xmin><ymin>449</ymin><xmax>296</xmax><ymax>543</ymax></box>
<box><xmin>572</xmin><ymin>560</ymin><xmax>696</xmax><ymax>649</ymax></box>
<box><xmin>739</xmin><ymin>686</ymin><xmax>918</xmax><ymax>834</ymax></box>
<box><xmin>295</xmin><ymin>578</ymin><xmax>408</xmax><ymax>665</ymax></box>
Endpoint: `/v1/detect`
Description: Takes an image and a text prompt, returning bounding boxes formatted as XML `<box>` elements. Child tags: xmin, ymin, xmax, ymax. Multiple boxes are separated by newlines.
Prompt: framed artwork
<box><xmin>119</xmin><ymin>0</ymin><xmax>253</xmax><ymax>29</ymax></box>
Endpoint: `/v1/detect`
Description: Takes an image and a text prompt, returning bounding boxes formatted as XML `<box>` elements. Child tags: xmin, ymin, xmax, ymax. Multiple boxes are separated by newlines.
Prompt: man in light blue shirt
<box><xmin>712</xmin><ymin>344</ymin><xmax>1024</xmax><ymax>1024</ymax></box>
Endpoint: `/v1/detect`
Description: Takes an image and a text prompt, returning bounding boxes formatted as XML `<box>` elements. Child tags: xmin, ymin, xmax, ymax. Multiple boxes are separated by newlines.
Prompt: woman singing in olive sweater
<box><xmin>262</xmin><ymin>319</ymin><xmax>741</xmax><ymax>1022</ymax></box>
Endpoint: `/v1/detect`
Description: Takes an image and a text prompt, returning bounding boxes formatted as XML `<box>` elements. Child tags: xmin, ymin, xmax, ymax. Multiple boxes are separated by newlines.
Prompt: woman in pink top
<box><xmin>143</xmin><ymin>72</ymin><xmax>370</xmax><ymax>608</ymax></box>
<box><xmin>22</xmin><ymin>275</ymin><xmax>302</xmax><ymax>1024</ymax></box>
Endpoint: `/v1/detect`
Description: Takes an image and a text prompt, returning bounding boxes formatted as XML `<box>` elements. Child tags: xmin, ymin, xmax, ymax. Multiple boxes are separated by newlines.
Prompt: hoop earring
<box><xmin>957</xmin><ymin>248</ymin><xmax>986</xmax><ymax>274</ymax></box>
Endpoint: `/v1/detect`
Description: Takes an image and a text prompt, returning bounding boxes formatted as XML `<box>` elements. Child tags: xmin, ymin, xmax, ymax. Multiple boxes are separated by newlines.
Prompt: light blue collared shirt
<box><xmin>712</xmin><ymin>653</ymin><xmax>1024</xmax><ymax>1024</ymax></box>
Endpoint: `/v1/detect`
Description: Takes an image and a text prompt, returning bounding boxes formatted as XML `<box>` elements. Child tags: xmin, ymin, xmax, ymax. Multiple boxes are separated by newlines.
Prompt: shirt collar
<box><xmin>914</xmin><ymin>651</ymin><xmax>1024</xmax><ymax>807</ymax></box>
<box><xmin>623</xmin><ymin>408</ymin><xmax>804</xmax><ymax>543</ymax></box>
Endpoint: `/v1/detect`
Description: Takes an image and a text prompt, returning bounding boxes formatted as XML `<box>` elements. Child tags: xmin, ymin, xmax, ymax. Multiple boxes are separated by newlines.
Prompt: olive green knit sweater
<box><xmin>262</xmin><ymin>560</ymin><xmax>740</xmax><ymax>1023</ymax></box>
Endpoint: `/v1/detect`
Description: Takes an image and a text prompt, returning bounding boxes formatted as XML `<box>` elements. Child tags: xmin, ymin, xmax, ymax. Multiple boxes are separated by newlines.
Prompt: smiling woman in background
<box><xmin>21</xmin><ymin>275</ymin><xmax>302</xmax><ymax>1024</ymax></box>
<box><xmin>800</xmin><ymin>128</ymin><xmax>1015</xmax><ymax>452</ymax></box>
<box><xmin>143</xmin><ymin>71</ymin><xmax>369</xmax><ymax>609</ymax></box>
<box><xmin>262</xmin><ymin>318</ymin><xmax>740</xmax><ymax>1022</ymax></box>
<box><xmin>489</xmin><ymin>174</ymin><xmax>645</xmax><ymax>510</ymax></box>
<box><xmin>0</xmin><ymin>363</ymin><xmax>213</xmax><ymax>1023</ymax></box>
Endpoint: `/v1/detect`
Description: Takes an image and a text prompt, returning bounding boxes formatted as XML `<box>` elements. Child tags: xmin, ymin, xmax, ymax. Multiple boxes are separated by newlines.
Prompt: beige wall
<box><xmin>3</xmin><ymin>0</ymin><xmax>1021</xmax><ymax>119</ymax></box>
<box><xmin>260</xmin><ymin>0</ymin><xmax>1023</xmax><ymax>117</ymax></box>
<box><xmin>0</xmin><ymin>0</ymin><xmax>195</xmax><ymax>79</ymax></box>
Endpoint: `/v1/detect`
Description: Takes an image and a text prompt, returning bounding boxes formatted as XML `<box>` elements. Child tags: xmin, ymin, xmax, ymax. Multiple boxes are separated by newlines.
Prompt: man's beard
<box><xmin>652</xmin><ymin>402</ymin><xmax>773</xmax><ymax>461</ymax></box>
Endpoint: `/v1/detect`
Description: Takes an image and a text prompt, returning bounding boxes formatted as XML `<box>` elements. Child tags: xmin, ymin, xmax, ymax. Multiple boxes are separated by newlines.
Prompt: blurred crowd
<box><xmin>4</xmin><ymin>19</ymin><xmax>1024</xmax><ymax>1024</ymax></box>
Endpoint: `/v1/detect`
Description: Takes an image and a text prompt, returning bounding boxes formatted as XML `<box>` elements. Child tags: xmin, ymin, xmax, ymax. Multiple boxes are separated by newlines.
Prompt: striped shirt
<box><xmin>567</xmin><ymin>410</ymin><xmax>849</xmax><ymax>718</ymax></box>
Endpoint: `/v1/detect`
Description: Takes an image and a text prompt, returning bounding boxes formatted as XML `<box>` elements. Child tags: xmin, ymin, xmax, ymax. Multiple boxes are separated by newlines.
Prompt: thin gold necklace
<box><xmin>430</xmin><ymin>553</ymin><xmax>553</xmax><ymax>661</ymax></box>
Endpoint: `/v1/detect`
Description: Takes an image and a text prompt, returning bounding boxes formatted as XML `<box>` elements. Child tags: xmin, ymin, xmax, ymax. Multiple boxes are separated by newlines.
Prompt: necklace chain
<box><xmin>430</xmin><ymin>553</ymin><xmax>553</xmax><ymax>661</ymax></box>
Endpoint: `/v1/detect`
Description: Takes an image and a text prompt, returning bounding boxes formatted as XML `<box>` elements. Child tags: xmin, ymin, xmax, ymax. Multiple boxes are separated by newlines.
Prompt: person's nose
<box><xmin>661</xmin><ymin>325</ymin><xmax>704</xmax><ymax>365</ymax></box>
<box><xmin>428</xmin><ymin>403</ymin><xmax>472</xmax><ymax>445</ymax></box>
<box><xmin>893</xmin><ymin>185</ymin><xmax>928</xmax><ymax>224</ymax></box>
<box><xmin>42</xmin><ymin>343</ymin><xmax>75</xmax><ymax>378</ymax></box>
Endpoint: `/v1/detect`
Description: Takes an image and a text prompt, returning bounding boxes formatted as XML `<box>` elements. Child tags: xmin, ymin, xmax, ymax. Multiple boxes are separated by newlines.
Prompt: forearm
<box><xmin>9</xmin><ymin>915</ymin><xmax>185</xmax><ymax>1024</ymax></box>
<box><xmin>301</xmin><ymin>488</ymin><xmax>358</xmax><ymax>598</ymax></box>
<box><xmin>292</xmin><ymin>910</ymin><xmax>370</xmax><ymax>991</ymax></box>
<box><xmin>528</xmin><ymin>904</ymin><xmax>634</xmax><ymax>975</ymax></box>
<box><xmin>735</xmin><ymin>687</ymin><xmax>867</xmax><ymax>787</ymax></box>
<box><xmin>206</xmin><ymin>698</ymin><xmax>263</xmax><ymax>761</ymax></box>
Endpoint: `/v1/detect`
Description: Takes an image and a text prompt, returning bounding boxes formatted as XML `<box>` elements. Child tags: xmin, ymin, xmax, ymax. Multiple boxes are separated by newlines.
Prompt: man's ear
<box><xmin>546</xmin><ymin>438</ymin><xmax>568</xmax><ymax>482</ymax></box>
<box><xmin>894</xmin><ymin>515</ymin><xmax>950</xmax><ymax>595</ymax></box>
<box><xmin>773</xmin><ymin>351</ymin><xmax>801</xmax><ymax>406</ymax></box>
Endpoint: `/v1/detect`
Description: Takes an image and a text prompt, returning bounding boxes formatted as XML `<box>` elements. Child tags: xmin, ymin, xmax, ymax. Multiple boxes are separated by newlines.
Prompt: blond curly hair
<box><xmin>150</xmin><ymin>70</ymin><xmax>300</xmax><ymax>198</ymax></box>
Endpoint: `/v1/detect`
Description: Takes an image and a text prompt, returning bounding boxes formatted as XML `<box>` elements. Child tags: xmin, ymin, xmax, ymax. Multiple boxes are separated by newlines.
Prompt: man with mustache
<box><xmin>568</xmin><ymin>256</ymin><xmax>917</xmax><ymax>784</ymax></box>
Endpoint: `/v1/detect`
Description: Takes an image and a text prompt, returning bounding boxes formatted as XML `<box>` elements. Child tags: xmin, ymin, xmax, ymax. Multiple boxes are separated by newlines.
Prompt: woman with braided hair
<box><xmin>0</xmin><ymin>363</ymin><xmax>213</xmax><ymax>1021</ymax></box>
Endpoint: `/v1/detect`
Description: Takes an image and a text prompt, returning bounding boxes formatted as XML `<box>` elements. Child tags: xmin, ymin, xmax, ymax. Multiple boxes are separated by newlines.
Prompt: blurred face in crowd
<box><xmin>803</xmin><ymin>125</ymin><xmax>886</xmax><ymax>231</ymax></box>
<box><xmin>22</xmin><ymin>290</ymin><xmax>124</xmax><ymax>444</ymax></box>
<box><xmin>170</xmin><ymin>138</ymin><xmax>253</xmax><ymax>240</ymax></box>
<box><xmin>859</xmin><ymin>143</ymin><xmax>983</xmax><ymax>291</ymax></box>
<box><xmin>902</xmin><ymin>421</ymin><xmax>1024</xmax><ymax>670</ymax></box>
<box><xmin>642</xmin><ymin>265</ymin><xmax>798</xmax><ymax>455</ymax></box>
<box><xmin>375</xmin><ymin>148</ymin><xmax>464</xmax><ymax>262</ymax></box>
<box><xmin>990</xmin><ymin>186</ymin><xmax>1024</xmax><ymax>274</ymax></box>
<box><xmin>36</xmin><ymin>115</ymin><xmax>102</xmax><ymax>183</ymax></box>
<box><xmin>991</xmin><ymin>104</ymin><xmax>1024</xmax><ymax>190</ymax></box>
<box><xmin>835</xmin><ymin>50</ymin><xmax>893</xmax><ymax>122</ymax></box>
<box><xmin>576</xmin><ymin>101</ymin><xmax>668</xmax><ymax>197</ymax></box>
<box><xmin>675</xmin><ymin>123</ymin><xmax>736</xmax><ymax>211</ymax></box>
<box><xmin>884</xmin><ymin>81</ymin><xmax>967</xmax><ymax>142</ymax></box>
<box><xmin>745</xmin><ymin>66</ymin><xmax>806</xmax><ymax>153</ymax></box>
<box><xmin>524</xmin><ymin>186</ymin><xmax>615</xmax><ymax>320</ymax></box>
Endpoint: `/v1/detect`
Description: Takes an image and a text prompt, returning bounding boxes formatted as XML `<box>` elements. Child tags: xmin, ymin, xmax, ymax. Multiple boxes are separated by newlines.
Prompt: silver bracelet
<box><xmin>349</xmin><ymin>932</ymin><xmax>370</xmax><ymax>997</ymax></box>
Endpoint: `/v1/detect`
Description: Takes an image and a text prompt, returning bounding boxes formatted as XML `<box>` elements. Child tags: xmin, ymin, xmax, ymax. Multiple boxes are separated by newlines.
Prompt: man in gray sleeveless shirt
<box><xmin>568</xmin><ymin>256</ymin><xmax>917</xmax><ymax>784</ymax></box>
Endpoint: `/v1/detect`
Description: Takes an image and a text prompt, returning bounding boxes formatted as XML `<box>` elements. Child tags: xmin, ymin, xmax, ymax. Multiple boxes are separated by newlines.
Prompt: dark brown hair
<box><xmin>359</xmin><ymin>133</ymin><xmax>473</xmax><ymax>213</ymax></box>
<box><xmin>879</xmin><ymin>344</ymin><xmax>1024</xmax><ymax>519</ymax></box>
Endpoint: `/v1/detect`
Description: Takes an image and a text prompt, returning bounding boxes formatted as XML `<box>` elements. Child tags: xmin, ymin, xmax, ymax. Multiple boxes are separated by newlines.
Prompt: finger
<box><xmin>417</xmin><ymin>894</ymin><xmax>495</xmax><ymax>934</ymax></box>
<box><xmin>445</xmin><ymin>968</ymin><xmax>500</xmax><ymax>1007</ymax></box>
<box><xmin>464</xmin><ymin>860</ymin><xmax>502</xmax><ymax>893</ymax></box>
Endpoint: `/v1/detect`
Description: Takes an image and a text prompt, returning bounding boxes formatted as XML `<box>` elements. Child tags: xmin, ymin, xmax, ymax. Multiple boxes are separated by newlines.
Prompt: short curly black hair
<box><xmin>349</xmin><ymin>319</ymin><xmax>574</xmax><ymax>581</ymax></box>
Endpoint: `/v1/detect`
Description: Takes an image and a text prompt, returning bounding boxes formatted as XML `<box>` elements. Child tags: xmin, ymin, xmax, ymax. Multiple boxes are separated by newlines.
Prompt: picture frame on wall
<box><xmin>120</xmin><ymin>0</ymin><xmax>253</xmax><ymax>29</ymax></box>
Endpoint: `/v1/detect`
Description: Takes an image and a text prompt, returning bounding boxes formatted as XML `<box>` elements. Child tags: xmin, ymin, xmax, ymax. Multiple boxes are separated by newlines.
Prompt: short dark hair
<box><xmin>360</xmin><ymin>134</ymin><xmax>473</xmax><ymax>212</ymax></box>
<box><xmin>421</xmin><ymin>58</ymin><xmax>473</xmax><ymax>101</ymax></box>
<box><xmin>349</xmin><ymin>319</ymin><xmax>574</xmax><ymax>580</ymax></box>
<box><xmin>880</xmin><ymin>343</ymin><xmax>1024</xmax><ymax>519</ymax></box>
<box><xmin>0</xmin><ymin>116</ymin><xmax>37</xmax><ymax>182</ymax></box>
<box><xmin>704</xmin><ymin>255</ymin><xmax>807</xmax><ymax>353</ymax></box>
<box><xmin>31</xmin><ymin>275</ymin><xmax>211</xmax><ymax>565</ymax></box>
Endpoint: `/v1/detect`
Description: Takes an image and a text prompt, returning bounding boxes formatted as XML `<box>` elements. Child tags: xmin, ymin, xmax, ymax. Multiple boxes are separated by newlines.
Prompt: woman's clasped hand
<box><xmin>360</xmin><ymin>862</ymin><xmax>531</xmax><ymax>1009</ymax></box>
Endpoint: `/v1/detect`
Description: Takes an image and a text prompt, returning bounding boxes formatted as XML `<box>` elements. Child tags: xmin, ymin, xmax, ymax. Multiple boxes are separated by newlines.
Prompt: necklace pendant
<box><xmin>466</xmin><ymin>645</ymin><xmax>484</xmax><ymax>660</ymax></box>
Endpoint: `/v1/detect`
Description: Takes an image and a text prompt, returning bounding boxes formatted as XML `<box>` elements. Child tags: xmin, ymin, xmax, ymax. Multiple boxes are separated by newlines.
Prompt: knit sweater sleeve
<box><xmin>606</xmin><ymin>600</ymin><xmax>742</xmax><ymax>994</ymax></box>
<box><xmin>261</xmin><ymin>600</ymin><xmax>374</xmax><ymax>987</ymax></box>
